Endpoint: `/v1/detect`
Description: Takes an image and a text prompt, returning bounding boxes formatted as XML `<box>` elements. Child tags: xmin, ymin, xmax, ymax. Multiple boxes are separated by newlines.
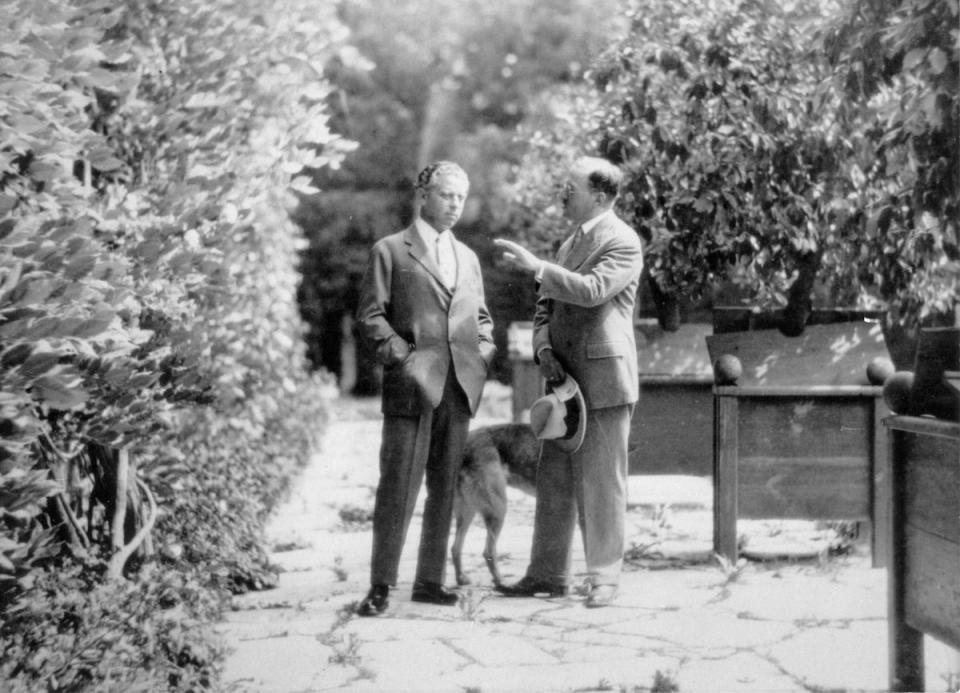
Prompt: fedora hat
<box><xmin>529</xmin><ymin>375</ymin><xmax>587</xmax><ymax>453</ymax></box>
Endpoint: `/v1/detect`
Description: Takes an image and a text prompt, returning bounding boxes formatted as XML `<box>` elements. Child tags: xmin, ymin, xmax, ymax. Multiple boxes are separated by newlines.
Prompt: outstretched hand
<box><xmin>493</xmin><ymin>238</ymin><xmax>543</xmax><ymax>273</ymax></box>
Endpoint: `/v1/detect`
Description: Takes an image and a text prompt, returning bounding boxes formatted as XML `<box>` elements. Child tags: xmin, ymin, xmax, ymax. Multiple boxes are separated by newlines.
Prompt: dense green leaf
<box><xmin>17</xmin><ymin>351</ymin><xmax>60</xmax><ymax>379</ymax></box>
<box><xmin>32</xmin><ymin>374</ymin><xmax>88</xmax><ymax>410</ymax></box>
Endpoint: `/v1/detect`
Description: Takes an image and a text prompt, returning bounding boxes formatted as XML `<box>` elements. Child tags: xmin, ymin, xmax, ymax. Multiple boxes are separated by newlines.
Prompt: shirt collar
<box><xmin>415</xmin><ymin>216</ymin><xmax>452</xmax><ymax>245</ymax></box>
<box><xmin>580</xmin><ymin>208</ymin><xmax>614</xmax><ymax>234</ymax></box>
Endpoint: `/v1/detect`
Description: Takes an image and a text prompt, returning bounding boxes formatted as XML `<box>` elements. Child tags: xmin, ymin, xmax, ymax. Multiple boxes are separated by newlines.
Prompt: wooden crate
<box><xmin>886</xmin><ymin>416</ymin><xmax>960</xmax><ymax>691</ymax></box>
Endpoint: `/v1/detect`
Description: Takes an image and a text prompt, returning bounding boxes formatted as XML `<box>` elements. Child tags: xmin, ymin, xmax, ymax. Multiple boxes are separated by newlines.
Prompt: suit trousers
<box><xmin>526</xmin><ymin>404</ymin><xmax>633</xmax><ymax>587</ymax></box>
<box><xmin>370</xmin><ymin>367</ymin><xmax>471</xmax><ymax>587</ymax></box>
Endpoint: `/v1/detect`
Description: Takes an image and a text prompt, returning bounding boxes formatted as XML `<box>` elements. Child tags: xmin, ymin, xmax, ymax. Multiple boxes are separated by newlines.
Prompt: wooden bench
<box><xmin>886</xmin><ymin>415</ymin><xmax>960</xmax><ymax>691</ymax></box>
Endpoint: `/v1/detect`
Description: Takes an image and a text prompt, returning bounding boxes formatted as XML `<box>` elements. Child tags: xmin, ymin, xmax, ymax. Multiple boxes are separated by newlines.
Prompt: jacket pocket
<box><xmin>586</xmin><ymin>340</ymin><xmax>627</xmax><ymax>359</ymax></box>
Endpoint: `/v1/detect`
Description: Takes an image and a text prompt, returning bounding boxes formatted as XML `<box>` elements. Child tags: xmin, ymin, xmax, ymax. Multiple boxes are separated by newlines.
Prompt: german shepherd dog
<box><xmin>451</xmin><ymin>423</ymin><xmax>539</xmax><ymax>587</ymax></box>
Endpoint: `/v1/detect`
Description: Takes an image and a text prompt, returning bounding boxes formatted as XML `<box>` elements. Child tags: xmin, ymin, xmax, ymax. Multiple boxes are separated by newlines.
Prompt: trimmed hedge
<box><xmin>1</xmin><ymin>0</ymin><xmax>354</xmax><ymax>688</ymax></box>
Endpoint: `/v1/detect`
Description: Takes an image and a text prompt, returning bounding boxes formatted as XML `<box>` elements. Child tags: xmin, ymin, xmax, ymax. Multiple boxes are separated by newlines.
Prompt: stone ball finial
<box><xmin>866</xmin><ymin>356</ymin><xmax>895</xmax><ymax>386</ymax></box>
<box><xmin>882</xmin><ymin>371</ymin><xmax>915</xmax><ymax>414</ymax></box>
<box><xmin>713</xmin><ymin>354</ymin><xmax>742</xmax><ymax>385</ymax></box>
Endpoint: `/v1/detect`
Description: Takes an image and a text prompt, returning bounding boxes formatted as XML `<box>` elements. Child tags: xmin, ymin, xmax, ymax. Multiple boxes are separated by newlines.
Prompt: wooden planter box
<box><xmin>713</xmin><ymin>305</ymin><xmax>885</xmax><ymax>334</ymax></box>
<box><xmin>707</xmin><ymin>321</ymin><xmax>892</xmax><ymax>566</ymax></box>
<box><xmin>630</xmin><ymin>374</ymin><xmax>712</xmax><ymax>475</ymax></box>
<box><xmin>628</xmin><ymin>311</ymin><xmax>882</xmax><ymax>478</ymax></box>
<box><xmin>886</xmin><ymin>415</ymin><xmax>960</xmax><ymax>691</ymax></box>
<box><xmin>713</xmin><ymin>384</ymin><xmax>890</xmax><ymax>566</ymax></box>
<box><xmin>629</xmin><ymin>321</ymin><xmax>713</xmax><ymax>476</ymax></box>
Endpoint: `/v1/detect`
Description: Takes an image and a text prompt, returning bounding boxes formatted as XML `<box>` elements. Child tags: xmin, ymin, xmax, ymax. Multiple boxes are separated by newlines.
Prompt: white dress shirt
<box><xmin>416</xmin><ymin>217</ymin><xmax>457</xmax><ymax>288</ymax></box>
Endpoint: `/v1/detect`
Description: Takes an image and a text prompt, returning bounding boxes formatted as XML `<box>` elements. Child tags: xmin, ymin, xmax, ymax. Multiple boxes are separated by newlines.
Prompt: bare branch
<box><xmin>107</xmin><ymin>478</ymin><xmax>159</xmax><ymax>580</ymax></box>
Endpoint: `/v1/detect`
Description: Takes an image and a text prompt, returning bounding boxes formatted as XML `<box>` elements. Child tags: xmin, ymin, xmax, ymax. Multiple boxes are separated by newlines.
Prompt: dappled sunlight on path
<box><xmin>218</xmin><ymin>384</ymin><xmax>958</xmax><ymax>693</ymax></box>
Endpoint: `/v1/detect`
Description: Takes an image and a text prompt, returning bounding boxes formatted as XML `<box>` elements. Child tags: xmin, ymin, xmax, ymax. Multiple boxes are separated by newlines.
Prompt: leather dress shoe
<box><xmin>585</xmin><ymin>584</ymin><xmax>617</xmax><ymax>608</ymax></box>
<box><xmin>411</xmin><ymin>581</ymin><xmax>459</xmax><ymax>605</ymax></box>
<box><xmin>494</xmin><ymin>575</ymin><xmax>567</xmax><ymax>598</ymax></box>
<box><xmin>357</xmin><ymin>584</ymin><xmax>390</xmax><ymax>616</ymax></box>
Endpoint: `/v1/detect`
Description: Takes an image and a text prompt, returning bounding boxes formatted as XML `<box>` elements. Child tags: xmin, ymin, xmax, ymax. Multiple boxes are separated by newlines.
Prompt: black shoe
<box><xmin>494</xmin><ymin>575</ymin><xmax>567</xmax><ymax>598</ymax></box>
<box><xmin>357</xmin><ymin>584</ymin><xmax>390</xmax><ymax>616</ymax></box>
<box><xmin>411</xmin><ymin>581</ymin><xmax>459</xmax><ymax>605</ymax></box>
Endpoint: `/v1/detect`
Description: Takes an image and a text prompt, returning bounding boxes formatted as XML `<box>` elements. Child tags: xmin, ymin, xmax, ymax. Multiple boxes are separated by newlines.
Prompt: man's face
<box><xmin>420</xmin><ymin>171</ymin><xmax>469</xmax><ymax>231</ymax></box>
<box><xmin>560</xmin><ymin>164</ymin><xmax>596</xmax><ymax>224</ymax></box>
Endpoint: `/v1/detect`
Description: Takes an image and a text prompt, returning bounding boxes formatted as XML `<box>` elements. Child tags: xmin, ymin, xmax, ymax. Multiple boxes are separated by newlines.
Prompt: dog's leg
<box><xmin>481</xmin><ymin>508</ymin><xmax>505</xmax><ymax>586</ymax></box>
<box><xmin>451</xmin><ymin>496</ymin><xmax>477</xmax><ymax>586</ymax></box>
<box><xmin>478</xmin><ymin>464</ymin><xmax>509</xmax><ymax>587</ymax></box>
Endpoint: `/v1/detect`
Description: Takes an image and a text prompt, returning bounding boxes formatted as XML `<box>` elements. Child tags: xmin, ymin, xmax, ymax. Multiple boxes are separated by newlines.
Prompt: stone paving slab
<box><xmin>449</xmin><ymin>634</ymin><xmax>558</xmax><ymax>666</ymax></box>
<box><xmin>219</xmin><ymin>393</ymin><xmax>960</xmax><ymax>692</ymax></box>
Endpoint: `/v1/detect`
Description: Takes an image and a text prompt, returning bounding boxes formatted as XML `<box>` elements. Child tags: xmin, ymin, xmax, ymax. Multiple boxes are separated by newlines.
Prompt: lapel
<box><xmin>403</xmin><ymin>225</ymin><xmax>453</xmax><ymax>295</ymax></box>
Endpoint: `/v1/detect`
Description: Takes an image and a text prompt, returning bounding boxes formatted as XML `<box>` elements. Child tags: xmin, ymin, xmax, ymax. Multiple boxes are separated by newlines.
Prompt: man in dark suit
<box><xmin>493</xmin><ymin>156</ymin><xmax>643</xmax><ymax>607</ymax></box>
<box><xmin>355</xmin><ymin>161</ymin><xmax>496</xmax><ymax>616</ymax></box>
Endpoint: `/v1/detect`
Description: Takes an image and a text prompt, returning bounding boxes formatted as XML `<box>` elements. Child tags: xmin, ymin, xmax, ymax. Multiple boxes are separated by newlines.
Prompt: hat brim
<box><xmin>549</xmin><ymin>376</ymin><xmax>586</xmax><ymax>454</ymax></box>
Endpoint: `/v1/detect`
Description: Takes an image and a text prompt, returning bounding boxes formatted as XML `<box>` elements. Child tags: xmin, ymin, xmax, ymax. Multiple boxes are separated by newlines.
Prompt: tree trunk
<box><xmin>417</xmin><ymin>81</ymin><xmax>458</xmax><ymax>170</ymax></box>
<box><xmin>319</xmin><ymin>310</ymin><xmax>343</xmax><ymax>380</ymax></box>
<box><xmin>648</xmin><ymin>275</ymin><xmax>681</xmax><ymax>332</ymax></box>
<box><xmin>339</xmin><ymin>312</ymin><xmax>357</xmax><ymax>393</ymax></box>
<box><xmin>780</xmin><ymin>251</ymin><xmax>819</xmax><ymax>337</ymax></box>
<box><xmin>881</xmin><ymin>306</ymin><xmax>956</xmax><ymax>371</ymax></box>
<box><xmin>89</xmin><ymin>444</ymin><xmax>156</xmax><ymax>577</ymax></box>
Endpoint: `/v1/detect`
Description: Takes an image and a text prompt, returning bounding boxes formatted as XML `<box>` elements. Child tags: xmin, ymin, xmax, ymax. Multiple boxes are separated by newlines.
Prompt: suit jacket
<box><xmin>532</xmin><ymin>212</ymin><xmax>644</xmax><ymax>411</ymax></box>
<box><xmin>357</xmin><ymin>224</ymin><xmax>496</xmax><ymax>416</ymax></box>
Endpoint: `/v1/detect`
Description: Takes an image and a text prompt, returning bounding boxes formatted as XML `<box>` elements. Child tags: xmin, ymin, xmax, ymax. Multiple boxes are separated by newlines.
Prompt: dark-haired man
<box><xmin>494</xmin><ymin>156</ymin><xmax>643</xmax><ymax>607</ymax></box>
<box><xmin>355</xmin><ymin>161</ymin><xmax>496</xmax><ymax>616</ymax></box>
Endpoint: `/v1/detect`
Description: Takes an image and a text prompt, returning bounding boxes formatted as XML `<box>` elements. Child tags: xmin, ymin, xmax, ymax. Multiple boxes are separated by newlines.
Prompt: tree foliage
<box><xmin>510</xmin><ymin>0</ymin><xmax>958</xmax><ymax>336</ymax></box>
<box><xmin>1</xmin><ymin>0</ymin><xmax>353</xmax><ymax>687</ymax></box>
<box><xmin>299</xmin><ymin>0</ymin><xmax>623</xmax><ymax>384</ymax></box>
<box><xmin>821</xmin><ymin>0</ymin><xmax>959</xmax><ymax>325</ymax></box>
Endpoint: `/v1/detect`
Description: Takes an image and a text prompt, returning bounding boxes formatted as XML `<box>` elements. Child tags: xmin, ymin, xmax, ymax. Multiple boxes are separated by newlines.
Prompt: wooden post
<box><xmin>713</xmin><ymin>391</ymin><xmax>739</xmax><ymax>561</ymax></box>
<box><xmin>871</xmin><ymin>395</ymin><xmax>891</xmax><ymax>568</ymax></box>
<box><xmin>887</xmin><ymin>424</ymin><xmax>926</xmax><ymax>691</ymax></box>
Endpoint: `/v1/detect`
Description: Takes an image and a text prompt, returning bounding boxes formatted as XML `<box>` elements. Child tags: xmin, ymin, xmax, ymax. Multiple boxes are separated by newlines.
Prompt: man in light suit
<box><xmin>493</xmin><ymin>156</ymin><xmax>643</xmax><ymax>607</ymax></box>
<box><xmin>355</xmin><ymin>161</ymin><xmax>496</xmax><ymax>616</ymax></box>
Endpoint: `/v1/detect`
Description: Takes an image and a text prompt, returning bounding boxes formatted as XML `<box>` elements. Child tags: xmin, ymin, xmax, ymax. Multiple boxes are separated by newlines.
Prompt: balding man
<box><xmin>494</xmin><ymin>156</ymin><xmax>643</xmax><ymax>607</ymax></box>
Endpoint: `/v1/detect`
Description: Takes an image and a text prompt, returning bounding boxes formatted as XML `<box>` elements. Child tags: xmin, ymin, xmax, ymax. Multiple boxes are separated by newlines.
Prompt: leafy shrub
<box><xmin>0</xmin><ymin>558</ymin><xmax>225</xmax><ymax>692</ymax></box>
<box><xmin>145</xmin><ymin>373</ymin><xmax>331</xmax><ymax>594</ymax></box>
<box><xmin>1</xmin><ymin>0</ymin><xmax>354</xmax><ymax>688</ymax></box>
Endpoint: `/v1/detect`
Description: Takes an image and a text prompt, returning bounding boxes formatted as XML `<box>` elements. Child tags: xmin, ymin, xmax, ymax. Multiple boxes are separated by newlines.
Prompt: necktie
<box><xmin>436</xmin><ymin>232</ymin><xmax>457</xmax><ymax>288</ymax></box>
<box><xmin>570</xmin><ymin>225</ymin><xmax>585</xmax><ymax>249</ymax></box>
